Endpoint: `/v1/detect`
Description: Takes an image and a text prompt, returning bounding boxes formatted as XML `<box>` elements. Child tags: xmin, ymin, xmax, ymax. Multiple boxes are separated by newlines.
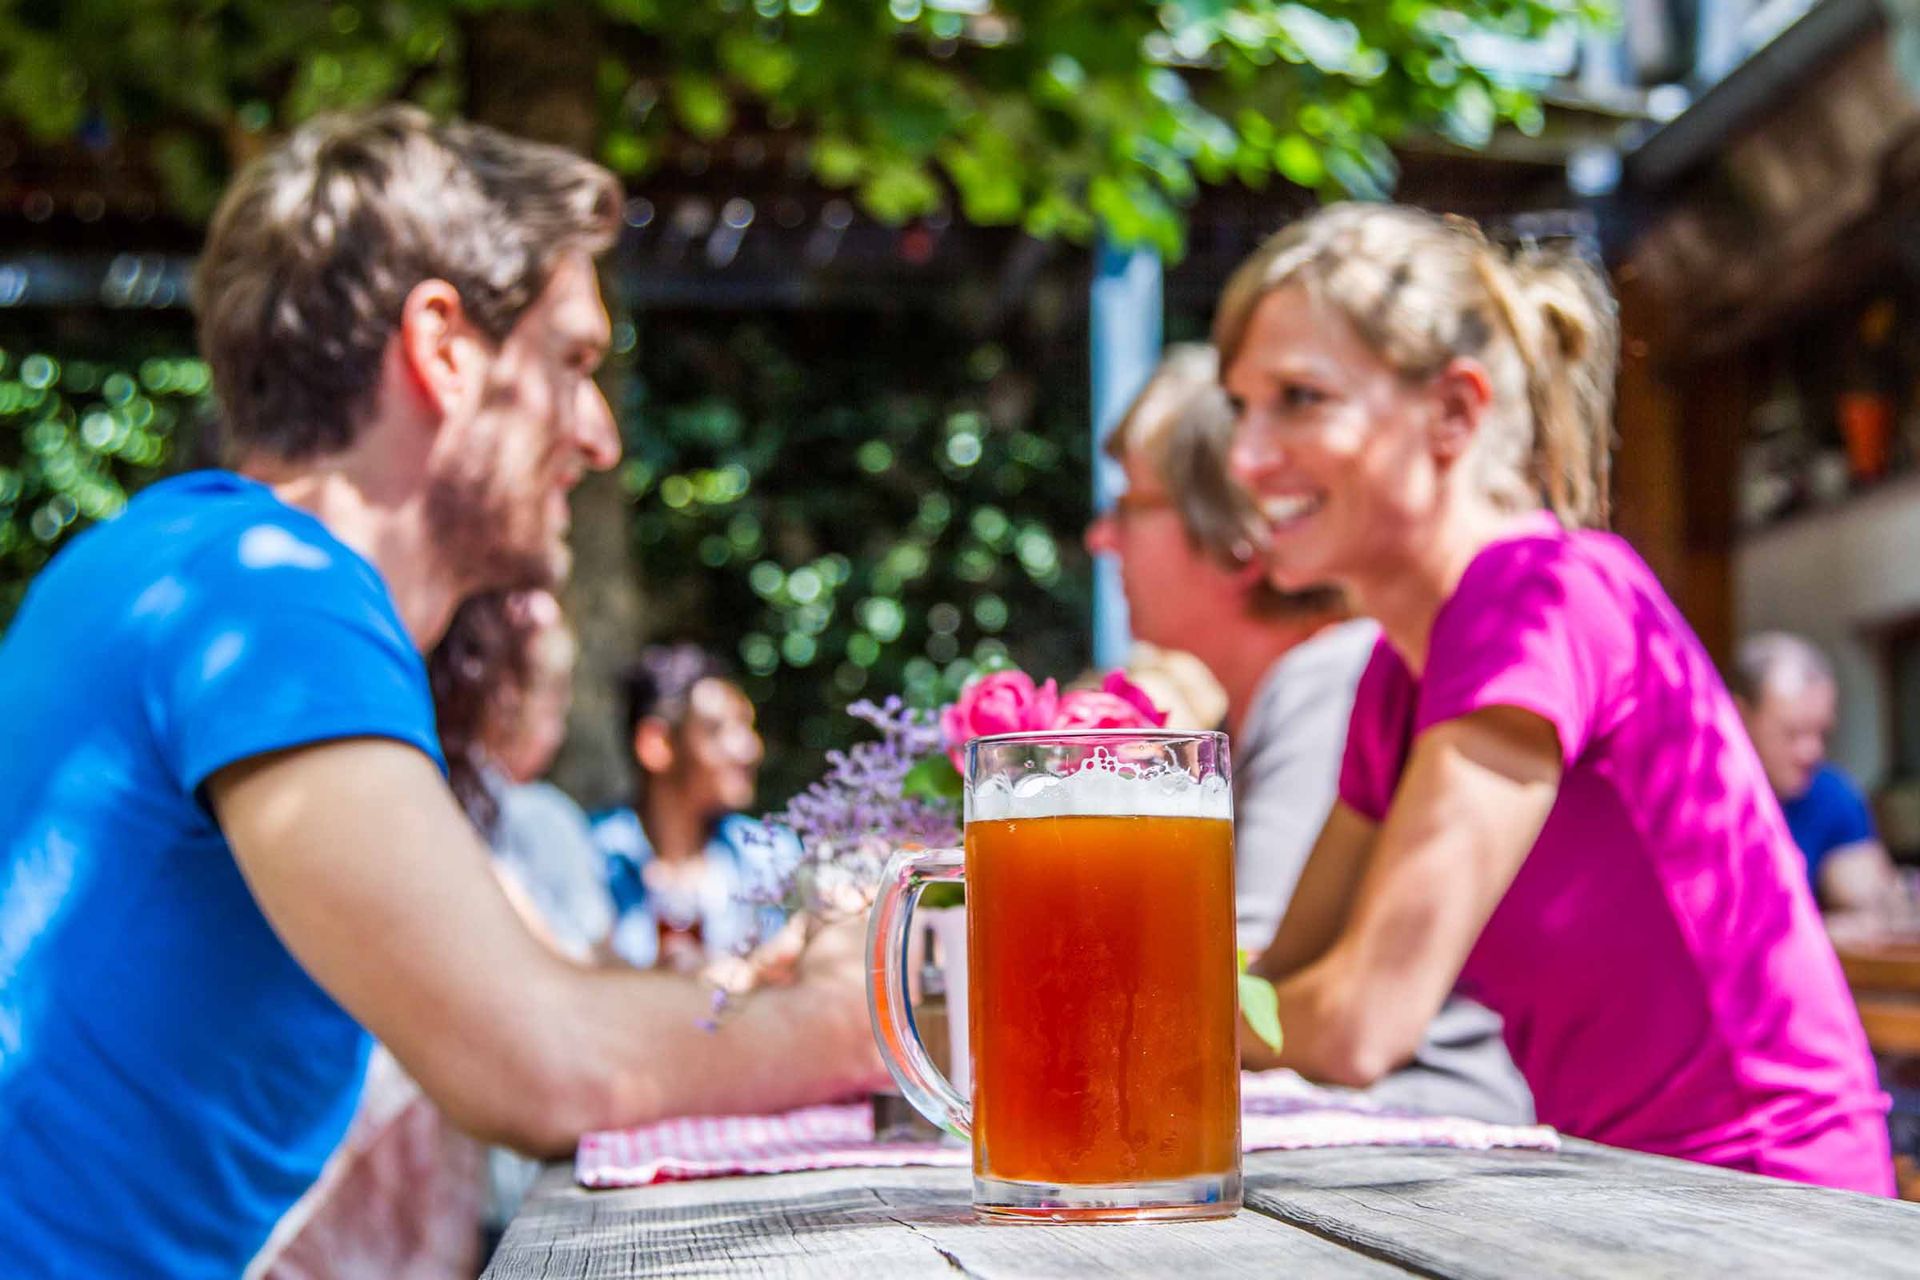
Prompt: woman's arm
<box><xmin>1249</xmin><ymin>802</ymin><xmax>1378</xmax><ymax>984</ymax></box>
<box><xmin>1246</xmin><ymin>705</ymin><xmax>1562</xmax><ymax>1086</ymax></box>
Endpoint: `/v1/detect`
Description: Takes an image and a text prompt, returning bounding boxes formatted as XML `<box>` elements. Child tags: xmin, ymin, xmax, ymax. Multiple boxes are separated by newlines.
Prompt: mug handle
<box><xmin>866</xmin><ymin>845</ymin><xmax>970</xmax><ymax>1138</ymax></box>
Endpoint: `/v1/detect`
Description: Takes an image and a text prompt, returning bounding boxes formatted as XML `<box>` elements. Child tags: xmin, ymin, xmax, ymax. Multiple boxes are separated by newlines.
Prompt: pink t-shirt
<box><xmin>1340</xmin><ymin>514</ymin><xmax>1891</xmax><ymax>1194</ymax></box>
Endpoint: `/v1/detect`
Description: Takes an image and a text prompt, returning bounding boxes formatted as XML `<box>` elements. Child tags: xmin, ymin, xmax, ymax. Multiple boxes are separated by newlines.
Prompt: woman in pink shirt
<box><xmin>1223</xmin><ymin>203</ymin><xmax>1891</xmax><ymax>1195</ymax></box>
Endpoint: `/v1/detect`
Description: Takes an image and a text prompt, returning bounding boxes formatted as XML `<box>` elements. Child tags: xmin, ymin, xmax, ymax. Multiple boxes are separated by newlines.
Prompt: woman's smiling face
<box><xmin>1223</xmin><ymin>283</ymin><xmax>1448</xmax><ymax>595</ymax></box>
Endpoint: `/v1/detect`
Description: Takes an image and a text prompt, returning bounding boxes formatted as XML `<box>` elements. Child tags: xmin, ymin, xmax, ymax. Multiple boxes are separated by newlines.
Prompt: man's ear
<box><xmin>634</xmin><ymin>718</ymin><xmax>675</xmax><ymax>776</ymax></box>
<box><xmin>397</xmin><ymin>279</ymin><xmax>476</xmax><ymax>418</ymax></box>
<box><xmin>1429</xmin><ymin>357</ymin><xmax>1494</xmax><ymax>465</ymax></box>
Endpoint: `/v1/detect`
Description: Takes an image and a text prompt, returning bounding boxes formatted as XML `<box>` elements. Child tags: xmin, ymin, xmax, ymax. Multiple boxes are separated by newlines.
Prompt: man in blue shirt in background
<box><xmin>1733</xmin><ymin>631</ymin><xmax>1910</xmax><ymax>928</ymax></box>
<box><xmin>0</xmin><ymin>107</ymin><xmax>880</xmax><ymax>1277</ymax></box>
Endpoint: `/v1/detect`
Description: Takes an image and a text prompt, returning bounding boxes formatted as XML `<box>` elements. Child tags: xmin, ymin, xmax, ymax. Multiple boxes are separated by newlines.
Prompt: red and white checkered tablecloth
<box><xmin>575</xmin><ymin>1070</ymin><xmax>1558</xmax><ymax>1189</ymax></box>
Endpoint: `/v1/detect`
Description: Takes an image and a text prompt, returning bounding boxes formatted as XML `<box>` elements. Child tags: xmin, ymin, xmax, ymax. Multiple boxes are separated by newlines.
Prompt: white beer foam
<box><xmin>967</xmin><ymin>764</ymin><xmax>1231</xmax><ymax>823</ymax></box>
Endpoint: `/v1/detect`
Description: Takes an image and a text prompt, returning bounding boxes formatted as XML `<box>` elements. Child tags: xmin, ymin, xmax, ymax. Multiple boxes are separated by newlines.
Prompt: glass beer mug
<box><xmin>868</xmin><ymin>729</ymin><xmax>1241</xmax><ymax>1221</ymax></box>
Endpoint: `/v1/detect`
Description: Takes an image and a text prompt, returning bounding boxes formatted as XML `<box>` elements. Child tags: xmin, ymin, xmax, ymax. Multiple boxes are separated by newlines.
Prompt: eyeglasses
<box><xmin>1106</xmin><ymin>491</ymin><xmax>1177</xmax><ymax>521</ymax></box>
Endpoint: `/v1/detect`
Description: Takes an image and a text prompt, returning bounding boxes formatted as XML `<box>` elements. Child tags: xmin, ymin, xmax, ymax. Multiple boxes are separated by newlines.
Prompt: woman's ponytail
<box><xmin>1475</xmin><ymin>246</ymin><xmax>1619</xmax><ymax>529</ymax></box>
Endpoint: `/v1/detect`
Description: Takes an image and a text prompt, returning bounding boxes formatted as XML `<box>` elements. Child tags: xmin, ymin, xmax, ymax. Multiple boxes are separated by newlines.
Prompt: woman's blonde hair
<box><xmin>1213</xmin><ymin>203</ymin><xmax>1619</xmax><ymax>529</ymax></box>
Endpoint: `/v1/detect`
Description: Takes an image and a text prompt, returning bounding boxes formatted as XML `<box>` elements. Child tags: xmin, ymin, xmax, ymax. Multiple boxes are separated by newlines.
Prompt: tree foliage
<box><xmin>0</xmin><ymin>338</ymin><xmax>212</xmax><ymax>622</ymax></box>
<box><xmin>0</xmin><ymin>0</ymin><xmax>1612</xmax><ymax>783</ymax></box>
<box><xmin>620</xmin><ymin>299</ymin><xmax>1093</xmax><ymax>802</ymax></box>
<box><xmin>1</xmin><ymin>0</ymin><xmax>1605</xmax><ymax>253</ymax></box>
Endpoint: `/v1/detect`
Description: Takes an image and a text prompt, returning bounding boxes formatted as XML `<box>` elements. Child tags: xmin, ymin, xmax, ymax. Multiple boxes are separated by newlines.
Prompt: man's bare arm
<box><xmin>210</xmin><ymin>737</ymin><xmax>884</xmax><ymax>1156</ymax></box>
<box><xmin>1819</xmin><ymin>839</ymin><xmax>1903</xmax><ymax>916</ymax></box>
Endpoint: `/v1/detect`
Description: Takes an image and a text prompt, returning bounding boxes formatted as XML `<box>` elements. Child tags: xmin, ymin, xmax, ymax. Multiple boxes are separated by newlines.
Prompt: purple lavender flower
<box><xmin>762</xmin><ymin>696</ymin><xmax>962</xmax><ymax>917</ymax></box>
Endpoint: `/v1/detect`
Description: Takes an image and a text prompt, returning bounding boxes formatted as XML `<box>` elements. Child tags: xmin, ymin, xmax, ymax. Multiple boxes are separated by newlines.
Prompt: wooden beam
<box><xmin>1669</xmin><ymin>350</ymin><xmax>1747</xmax><ymax>665</ymax></box>
<box><xmin>1611</xmin><ymin>262</ymin><xmax>1686</xmax><ymax>592</ymax></box>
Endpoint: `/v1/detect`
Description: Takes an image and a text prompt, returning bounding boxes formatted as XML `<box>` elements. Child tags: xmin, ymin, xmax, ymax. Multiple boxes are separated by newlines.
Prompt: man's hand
<box><xmin>718</xmin><ymin>912</ymin><xmax>813</xmax><ymax>992</ymax></box>
<box><xmin>795</xmin><ymin>911</ymin><xmax>872</xmax><ymax>996</ymax></box>
<box><xmin>1820</xmin><ymin>839</ymin><xmax>1908</xmax><ymax>921</ymax></box>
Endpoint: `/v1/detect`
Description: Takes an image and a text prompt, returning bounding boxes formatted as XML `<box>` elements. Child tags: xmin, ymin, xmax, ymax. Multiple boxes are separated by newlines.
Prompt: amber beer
<box><xmin>867</xmin><ymin>729</ymin><xmax>1238</xmax><ymax>1221</ymax></box>
<box><xmin>966</xmin><ymin>810</ymin><xmax>1240</xmax><ymax>1194</ymax></box>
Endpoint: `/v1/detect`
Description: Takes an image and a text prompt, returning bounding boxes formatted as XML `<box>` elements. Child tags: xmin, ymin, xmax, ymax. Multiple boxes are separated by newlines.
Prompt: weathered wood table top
<box><xmin>486</xmin><ymin>1140</ymin><xmax>1920</xmax><ymax>1278</ymax></box>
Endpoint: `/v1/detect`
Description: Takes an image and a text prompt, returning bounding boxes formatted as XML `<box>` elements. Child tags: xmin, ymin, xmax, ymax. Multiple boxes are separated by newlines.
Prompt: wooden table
<box><xmin>485</xmin><ymin>1142</ymin><xmax>1920</xmax><ymax>1278</ymax></box>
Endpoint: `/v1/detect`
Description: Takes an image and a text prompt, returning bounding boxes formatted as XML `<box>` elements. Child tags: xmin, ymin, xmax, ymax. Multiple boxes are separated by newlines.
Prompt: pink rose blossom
<box><xmin>1052</xmin><ymin>690</ymin><xmax>1143</xmax><ymax>731</ymax></box>
<box><xmin>941</xmin><ymin>670</ymin><xmax>1060</xmax><ymax>768</ymax></box>
<box><xmin>1095</xmin><ymin>671</ymin><xmax>1169</xmax><ymax>727</ymax></box>
<box><xmin>1054</xmin><ymin>686</ymin><xmax>1165</xmax><ymax>732</ymax></box>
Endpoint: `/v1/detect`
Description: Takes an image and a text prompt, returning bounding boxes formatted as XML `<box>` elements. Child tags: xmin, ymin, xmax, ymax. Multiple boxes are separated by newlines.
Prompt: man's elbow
<box><xmin>483</xmin><ymin>1096</ymin><xmax>593</xmax><ymax>1160</ymax></box>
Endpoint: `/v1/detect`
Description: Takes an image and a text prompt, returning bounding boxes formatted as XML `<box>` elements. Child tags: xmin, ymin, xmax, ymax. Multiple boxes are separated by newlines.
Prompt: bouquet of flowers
<box><xmin>769</xmin><ymin>667</ymin><xmax>1168</xmax><ymax>915</ymax></box>
<box><xmin>739</xmin><ymin>664</ymin><xmax>1283</xmax><ymax>1054</ymax></box>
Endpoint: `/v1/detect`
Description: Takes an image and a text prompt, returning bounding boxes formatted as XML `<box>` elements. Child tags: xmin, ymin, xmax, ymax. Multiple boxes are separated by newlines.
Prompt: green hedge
<box><xmin>0</xmin><ymin>343</ymin><xmax>212</xmax><ymax>623</ymax></box>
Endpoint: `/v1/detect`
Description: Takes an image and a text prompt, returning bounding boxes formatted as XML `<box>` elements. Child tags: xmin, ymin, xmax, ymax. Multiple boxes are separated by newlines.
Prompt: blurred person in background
<box><xmin>430</xmin><ymin>587</ymin><xmax>631</xmax><ymax>1245</ymax></box>
<box><xmin>434</xmin><ymin>588</ymin><xmax>617</xmax><ymax>963</ymax></box>
<box><xmin>593</xmin><ymin>645</ymin><xmax>796</xmax><ymax>974</ymax></box>
<box><xmin>1086</xmin><ymin>342</ymin><xmax>1530</xmax><ymax>1124</ymax></box>
<box><xmin>0</xmin><ymin>107</ymin><xmax>880</xmax><ymax>1276</ymax></box>
<box><xmin>1223</xmin><ymin>203</ymin><xmax>1889</xmax><ymax>1194</ymax></box>
<box><xmin>1732</xmin><ymin>632</ymin><xmax>1912</xmax><ymax>932</ymax></box>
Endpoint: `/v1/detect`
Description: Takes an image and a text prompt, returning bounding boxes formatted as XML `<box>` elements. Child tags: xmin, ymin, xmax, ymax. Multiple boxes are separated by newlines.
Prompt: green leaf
<box><xmin>602</xmin><ymin>130</ymin><xmax>654</xmax><ymax>175</ymax></box>
<box><xmin>1237</xmin><ymin>950</ymin><xmax>1284</xmax><ymax>1054</ymax></box>
<box><xmin>1</xmin><ymin>36</ymin><xmax>86</xmax><ymax>138</ymax></box>
<box><xmin>902</xmin><ymin>753</ymin><xmax>964</xmax><ymax>805</ymax></box>
<box><xmin>919</xmin><ymin>881</ymin><xmax>965</xmax><ymax>909</ymax></box>
<box><xmin>671</xmin><ymin>72</ymin><xmax>733</xmax><ymax>140</ymax></box>
<box><xmin>940</xmin><ymin>132</ymin><xmax>1023</xmax><ymax>225</ymax></box>
<box><xmin>1273</xmin><ymin>133</ymin><xmax>1325</xmax><ymax>188</ymax></box>
<box><xmin>809</xmin><ymin>134</ymin><xmax>867</xmax><ymax>186</ymax></box>
<box><xmin>720</xmin><ymin>28</ymin><xmax>799</xmax><ymax>95</ymax></box>
<box><xmin>859</xmin><ymin>157</ymin><xmax>942</xmax><ymax>223</ymax></box>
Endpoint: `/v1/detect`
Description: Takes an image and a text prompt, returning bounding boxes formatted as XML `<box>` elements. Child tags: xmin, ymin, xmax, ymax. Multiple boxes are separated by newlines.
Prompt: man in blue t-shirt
<box><xmin>0</xmin><ymin>108</ymin><xmax>880</xmax><ymax>1278</ymax></box>
<box><xmin>1733</xmin><ymin>632</ymin><xmax>1907</xmax><ymax>922</ymax></box>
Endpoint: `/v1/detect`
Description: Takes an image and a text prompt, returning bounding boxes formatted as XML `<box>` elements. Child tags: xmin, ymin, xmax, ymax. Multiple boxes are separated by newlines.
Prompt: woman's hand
<box><xmin>1238</xmin><ymin>1008</ymin><xmax>1287</xmax><ymax>1072</ymax></box>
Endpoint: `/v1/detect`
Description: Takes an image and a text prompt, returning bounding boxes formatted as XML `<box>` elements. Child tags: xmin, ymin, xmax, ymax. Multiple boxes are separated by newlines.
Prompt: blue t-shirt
<box><xmin>0</xmin><ymin>471</ymin><xmax>442</xmax><ymax>1277</ymax></box>
<box><xmin>1781</xmin><ymin>764</ymin><xmax>1878</xmax><ymax>894</ymax></box>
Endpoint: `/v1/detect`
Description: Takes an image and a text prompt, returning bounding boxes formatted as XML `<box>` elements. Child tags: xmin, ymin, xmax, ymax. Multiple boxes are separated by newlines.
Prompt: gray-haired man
<box><xmin>1732</xmin><ymin>631</ymin><xmax>1910</xmax><ymax>929</ymax></box>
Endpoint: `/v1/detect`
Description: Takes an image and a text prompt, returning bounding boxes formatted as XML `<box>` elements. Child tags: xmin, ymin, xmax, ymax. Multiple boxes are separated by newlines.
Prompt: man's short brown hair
<box><xmin>194</xmin><ymin>104</ymin><xmax>622</xmax><ymax>462</ymax></box>
<box><xmin>1106</xmin><ymin>344</ymin><xmax>1344</xmax><ymax>621</ymax></box>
